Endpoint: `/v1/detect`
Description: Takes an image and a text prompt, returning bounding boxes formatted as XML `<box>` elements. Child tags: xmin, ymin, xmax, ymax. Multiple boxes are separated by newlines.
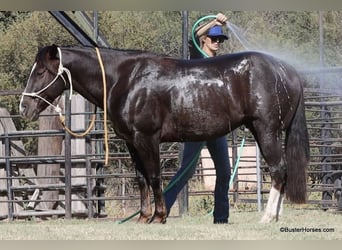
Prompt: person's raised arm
<box><xmin>195</xmin><ymin>13</ymin><xmax>228</xmax><ymax>37</ymax></box>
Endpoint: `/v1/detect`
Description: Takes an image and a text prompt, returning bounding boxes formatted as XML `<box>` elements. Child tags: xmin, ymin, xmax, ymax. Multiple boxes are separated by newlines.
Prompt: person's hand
<box><xmin>215</xmin><ymin>13</ymin><xmax>228</xmax><ymax>25</ymax></box>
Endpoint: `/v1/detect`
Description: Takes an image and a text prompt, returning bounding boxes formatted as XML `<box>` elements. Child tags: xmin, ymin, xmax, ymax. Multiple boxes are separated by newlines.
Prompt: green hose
<box><xmin>191</xmin><ymin>15</ymin><xmax>217</xmax><ymax>58</ymax></box>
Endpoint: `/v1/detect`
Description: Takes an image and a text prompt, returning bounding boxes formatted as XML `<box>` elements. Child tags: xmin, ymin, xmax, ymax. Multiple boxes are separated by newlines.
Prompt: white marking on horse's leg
<box><xmin>275</xmin><ymin>193</ymin><xmax>284</xmax><ymax>221</ymax></box>
<box><xmin>260</xmin><ymin>186</ymin><xmax>281</xmax><ymax>223</ymax></box>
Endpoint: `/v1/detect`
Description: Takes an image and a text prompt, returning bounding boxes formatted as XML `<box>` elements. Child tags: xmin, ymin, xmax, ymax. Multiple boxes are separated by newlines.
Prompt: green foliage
<box><xmin>98</xmin><ymin>11</ymin><xmax>183</xmax><ymax>56</ymax></box>
<box><xmin>0</xmin><ymin>11</ymin><xmax>28</xmax><ymax>32</ymax></box>
<box><xmin>1</xmin><ymin>11</ymin><xmax>342</xmax><ymax>111</ymax></box>
<box><xmin>0</xmin><ymin>12</ymin><xmax>76</xmax><ymax>116</ymax></box>
<box><xmin>1</xmin><ymin>10</ymin><xmax>342</xmax><ymax>157</ymax></box>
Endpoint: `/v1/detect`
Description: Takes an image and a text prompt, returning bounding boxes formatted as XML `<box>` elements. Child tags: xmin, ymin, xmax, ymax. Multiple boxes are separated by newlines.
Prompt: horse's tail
<box><xmin>285</xmin><ymin>90</ymin><xmax>310</xmax><ymax>203</ymax></box>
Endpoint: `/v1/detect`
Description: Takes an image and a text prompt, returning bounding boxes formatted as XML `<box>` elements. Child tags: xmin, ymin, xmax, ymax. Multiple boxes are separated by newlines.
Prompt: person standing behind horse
<box><xmin>164</xmin><ymin>13</ymin><xmax>231</xmax><ymax>224</ymax></box>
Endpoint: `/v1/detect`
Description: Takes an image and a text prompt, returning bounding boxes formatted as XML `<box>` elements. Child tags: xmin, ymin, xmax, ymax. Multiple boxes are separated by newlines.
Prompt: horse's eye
<box><xmin>36</xmin><ymin>69</ymin><xmax>46</xmax><ymax>76</ymax></box>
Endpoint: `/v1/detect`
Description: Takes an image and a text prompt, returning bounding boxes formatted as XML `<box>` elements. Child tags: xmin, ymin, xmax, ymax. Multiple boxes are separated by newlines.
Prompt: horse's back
<box><xmin>109</xmin><ymin>50</ymin><xmax>304</xmax><ymax>143</ymax></box>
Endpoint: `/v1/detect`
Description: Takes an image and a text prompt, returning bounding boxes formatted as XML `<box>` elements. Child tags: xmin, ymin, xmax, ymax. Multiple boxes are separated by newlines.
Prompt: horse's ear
<box><xmin>48</xmin><ymin>44</ymin><xmax>59</xmax><ymax>59</ymax></box>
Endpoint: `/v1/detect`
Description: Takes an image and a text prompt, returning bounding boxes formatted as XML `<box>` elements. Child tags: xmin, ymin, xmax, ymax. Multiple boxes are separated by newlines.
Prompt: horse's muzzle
<box><xmin>19</xmin><ymin>96</ymin><xmax>39</xmax><ymax>121</ymax></box>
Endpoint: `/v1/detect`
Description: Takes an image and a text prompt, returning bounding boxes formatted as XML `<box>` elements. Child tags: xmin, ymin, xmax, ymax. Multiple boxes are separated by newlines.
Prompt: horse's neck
<box><xmin>63</xmin><ymin>47</ymin><xmax>154</xmax><ymax>109</ymax></box>
<box><xmin>64</xmin><ymin>48</ymin><xmax>109</xmax><ymax>109</ymax></box>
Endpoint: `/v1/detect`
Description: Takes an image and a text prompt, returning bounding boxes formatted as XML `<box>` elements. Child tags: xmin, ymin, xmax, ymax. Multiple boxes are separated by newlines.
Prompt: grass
<box><xmin>0</xmin><ymin>208</ymin><xmax>341</xmax><ymax>240</ymax></box>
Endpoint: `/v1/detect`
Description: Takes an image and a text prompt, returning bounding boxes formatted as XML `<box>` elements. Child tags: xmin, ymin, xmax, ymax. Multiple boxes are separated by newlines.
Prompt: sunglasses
<box><xmin>208</xmin><ymin>36</ymin><xmax>225</xmax><ymax>44</ymax></box>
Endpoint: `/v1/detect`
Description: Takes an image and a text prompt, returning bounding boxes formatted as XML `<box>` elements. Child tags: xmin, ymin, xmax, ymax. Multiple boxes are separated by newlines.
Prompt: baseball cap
<box><xmin>207</xmin><ymin>25</ymin><xmax>228</xmax><ymax>40</ymax></box>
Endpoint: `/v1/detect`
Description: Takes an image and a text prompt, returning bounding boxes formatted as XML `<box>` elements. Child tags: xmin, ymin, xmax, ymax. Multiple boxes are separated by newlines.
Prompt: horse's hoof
<box><xmin>137</xmin><ymin>215</ymin><xmax>152</xmax><ymax>223</ymax></box>
<box><xmin>260</xmin><ymin>214</ymin><xmax>275</xmax><ymax>224</ymax></box>
<box><xmin>148</xmin><ymin>215</ymin><xmax>167</xmax><ymax>224</ymax></box>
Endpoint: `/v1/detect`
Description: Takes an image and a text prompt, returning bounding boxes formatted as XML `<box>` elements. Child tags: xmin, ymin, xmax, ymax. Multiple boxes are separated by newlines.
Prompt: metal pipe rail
<box><xmin>2</xmin><ymin>65</ymin><xmax>342</xmax><ymax>221</ymax></box>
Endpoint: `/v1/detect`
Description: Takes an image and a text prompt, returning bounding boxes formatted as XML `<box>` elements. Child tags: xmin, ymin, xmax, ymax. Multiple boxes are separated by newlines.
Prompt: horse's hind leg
<box><xmin>248</xmin><ymin>125</ymin><xmax>286</xmax><ymax>223</ymax></box>
<box><xmin>260</xmin><ymin>156</ymin><xmax>286</xmax><ymax>223</ymax></box>
<box><xmin>126</xmin><ymin>143</ymin><xmax>152</xmax><ymax>223</ymax></box>
<box><xmin>262</xmin><ymin>152</ymin><xmax>286</xmax><ymax>223</ymax></box>
<box><xmin>261</xmin><ymin>185</ymin><xmax>284</xmax><ymax>223</ymax></box>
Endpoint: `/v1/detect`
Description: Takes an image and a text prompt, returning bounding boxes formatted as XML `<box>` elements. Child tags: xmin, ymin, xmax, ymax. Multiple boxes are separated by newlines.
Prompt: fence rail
<box><xmin>1</xmin><ymin>79</ymin><xmax>342</xmax><ymax>220</ymax></box>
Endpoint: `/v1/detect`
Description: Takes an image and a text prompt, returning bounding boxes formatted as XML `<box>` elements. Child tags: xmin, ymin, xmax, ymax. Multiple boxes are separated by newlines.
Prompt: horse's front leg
<box><xmin>150</xmin><ymin>174</ymin><xmax>167</xmax><ymax>224</ymax></box>
<box><xmin>136</xmin><ymin>171</ymin><xmax>152</xmax><ymax>223</ymax></box>
<box><xmin>143</xmin><ymin>154</ymin><xmax>167</xmax><ymax>223</ymax></box>
<box><xmin>126</xmin><ymin>143</ymin><xmax>152</xmax><ymax>223</ymax></box>
<box><xmin>133</xmin><ymin>133</ymin><xmax>167</xmax><ymax>224</ymax></box>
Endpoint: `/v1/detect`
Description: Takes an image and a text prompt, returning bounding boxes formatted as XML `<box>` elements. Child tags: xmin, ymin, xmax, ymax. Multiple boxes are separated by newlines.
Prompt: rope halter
<box><xmin>22</xmin><ymin>47</ymin><xmax>73</xmax><ymax>115</ymax></box>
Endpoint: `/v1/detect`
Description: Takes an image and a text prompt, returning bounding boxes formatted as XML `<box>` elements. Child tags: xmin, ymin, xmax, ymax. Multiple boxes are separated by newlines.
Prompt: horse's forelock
<box><xmin>36</xmin><ymin>46</ymin><xmax>58</xmax><ymax>61</ymax></box>
<box><xmin>33</xmin><ymin>46</ymin><xmax>59</xmax><ymax>75</ymax></box>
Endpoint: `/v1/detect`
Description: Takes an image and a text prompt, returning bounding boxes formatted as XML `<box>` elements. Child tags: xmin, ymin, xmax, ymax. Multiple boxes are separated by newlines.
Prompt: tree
<box><xmin>1</xmin><ymin>11</ymin><xmax>342</xmax><ymax>154</ymax></box>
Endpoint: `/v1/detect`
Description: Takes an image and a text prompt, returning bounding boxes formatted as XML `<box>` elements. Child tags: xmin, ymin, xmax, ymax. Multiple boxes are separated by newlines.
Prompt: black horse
<box><xmin>20</xmin><ymin>45</ymin><xmax>310</xmax><ymax>223</ymax></box>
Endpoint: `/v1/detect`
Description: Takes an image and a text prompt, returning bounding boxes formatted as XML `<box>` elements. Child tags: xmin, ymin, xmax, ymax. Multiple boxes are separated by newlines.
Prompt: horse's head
<box><xmin>19</xmin><ymin>45</ymin><xmax>69</xmax><ymax>121</ymax></box>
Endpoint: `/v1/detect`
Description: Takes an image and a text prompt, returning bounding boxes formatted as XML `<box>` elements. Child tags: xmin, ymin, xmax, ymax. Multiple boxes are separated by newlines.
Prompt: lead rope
<box><xmin>95</xmin><ymin>47</ymin><xmax>109</xmax><ymax>167</ymax></box>
<box><xmin>59</xmin><ymin>111</ymin><xmax>96</xmax><ymax>138</ymax></box>
<box><xmin>59</xmin><ymin>47</ymin><xmax>109</xmax><ymax>166</ymax></box>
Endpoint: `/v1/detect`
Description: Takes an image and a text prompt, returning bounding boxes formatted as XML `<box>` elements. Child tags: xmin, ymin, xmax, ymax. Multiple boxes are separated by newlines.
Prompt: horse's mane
<box><xmin>41</xmin><ymin>44</ymin><xmax>280</xmax><ymax>67</ymax></box>
<box><xmin>61</xmin><ymin>45</ymin><xmax>171</xmax><ymax>58</ymax></box>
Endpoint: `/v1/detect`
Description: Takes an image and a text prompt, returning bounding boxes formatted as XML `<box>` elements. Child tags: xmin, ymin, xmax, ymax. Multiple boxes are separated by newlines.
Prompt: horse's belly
<box><xmin>161</xmin><ymin>110</ymin><xmax>234</xmax><ymax>142</ymax></box>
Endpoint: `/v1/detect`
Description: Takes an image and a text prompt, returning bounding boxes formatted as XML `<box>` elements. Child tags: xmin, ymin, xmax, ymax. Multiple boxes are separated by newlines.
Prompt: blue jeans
<box><xmin>164</xmin><ymin>136</ymin><xmax>231</xmax><ymax>223</ymax></box>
